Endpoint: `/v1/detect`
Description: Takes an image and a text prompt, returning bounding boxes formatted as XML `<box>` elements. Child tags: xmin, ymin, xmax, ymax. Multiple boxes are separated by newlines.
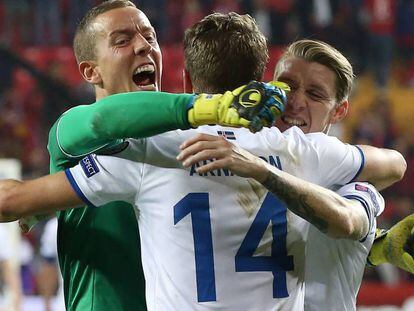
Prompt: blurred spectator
<box><xmin>182</xmin><ymin>0</ymin><xmax>206</xmax><ymax>31</ymax></box>
<box><xmin>363</xmin><ymin>0</ymin><xmax>397</xmax><ymax>94</ymax></box>
<box><xmin>313</xmin><ymin>0</ymin><xmax>333</xmax><ymax>30</ymax></box>
<box><xmin>266</xmin><ymin>0</ymin><xmax>296</xmax><ymax>45</ymax></box>
<box><xmin>34</xmin><ymin>0</ymin><xmax>62</xmax><ymax>45</ymax></box>
<box><xmin>39</xmin><ymin>61</ymin><xmax>75</xmax><ymax>129</ymax></box>
<box><xmin>250</xmin><ymin>0</ymin><xmax>272</xmax><ymax>40</ymax></box>
<box><xmin>164</xmin><ymin>0</ymin><xmax>186</xmax><ymax>43</ymax></box>
<box><xmin>296</xmin><ymin>0</ymin><xmax>314</xmax><ymax>38</ymax></box>
<box><xmin>352</xmin><ymin>96</ymin><xmax>398</xmax><ymax>148</ymax></box>
<box><xmin>0</xmin><ymin>0</ymin><xmax>30</xmax><ymax>47</ymax></box>
<box><xmin>67</xmin><ymin>0</ymin><xmax>96</xmax><ymax>41</ymax></box>
<box><xmin>212</xmin><ymin>0</ymin><xmax>241</xmax><ymax>13</ymax></box>
<box><xmin>0</xmin><ymin>224</ymin><xmax>21</xmax><ymax>311</ymax></box>
<box><xmin>0</xmin><ymin>49</ymin><xmax>13</xmax><ymax>100</ymax></box>
<box><xmin>396</xmin><ymin>0</ymin><xmax>414</xmax><ymax>87</ymax></box>
<box><xmin>136</xmin><ymin>0</ymin><xmax>169</xmax><ymax>42</ymax></box>
<box><xmin>386</xmin><ymin>136</ymin><xmax>414</xmax><ymax>199</ymax></box>
<box><xmin>37</xmin><ymin>218</ymin><xmax>64</xmax><ymax>311</ymax></box>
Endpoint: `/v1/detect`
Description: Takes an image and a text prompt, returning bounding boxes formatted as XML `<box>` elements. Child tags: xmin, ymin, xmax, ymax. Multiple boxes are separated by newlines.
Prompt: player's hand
<box><xmin>368</xmin><ymin>214</ymin><xmax>414</xmax><ymax>274</ymax></box>
<box><xmin>177</xmin><ymin>133</ymin><xmax>268</xmax><ymax>181</ymax></box>
<box><xmin>187</xmin><ymin>81</ymin><xmax>289</xmax><ymax>133</ymax></box>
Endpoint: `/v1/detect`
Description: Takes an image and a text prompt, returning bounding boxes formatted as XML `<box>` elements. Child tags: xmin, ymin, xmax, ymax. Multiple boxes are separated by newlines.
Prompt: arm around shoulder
<box><xmin>0</xmin><ymin>173</ymin><xmax>83</xmax><ymax>222</ymax></box>
<box><xmin>357</xmin><ymin>145</ymin><xmax>406</xmax><ymax>190</ymax></box>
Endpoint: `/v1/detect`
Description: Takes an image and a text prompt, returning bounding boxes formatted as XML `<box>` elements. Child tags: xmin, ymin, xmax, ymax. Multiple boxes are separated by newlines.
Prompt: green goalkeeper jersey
<box><xmin>47</xmin><ymin>91</ymin><xmax>192</xmax><ymax>311</ymax></box>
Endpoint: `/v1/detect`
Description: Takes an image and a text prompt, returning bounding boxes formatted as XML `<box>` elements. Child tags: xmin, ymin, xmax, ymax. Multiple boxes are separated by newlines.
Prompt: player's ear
<box><xmin>329</xmin><ymin>100</ymin><xmax>349</xmax><ymax>124</ymax></box>
<box><xmin>183</xmin><ymin>69</ymin><xmax>193</xmax><ymax>93</ymax></box>
<box><xmin>79</xmin><ymin>61</ymin><xmax>102</xmax><ymax>85</ymax></box>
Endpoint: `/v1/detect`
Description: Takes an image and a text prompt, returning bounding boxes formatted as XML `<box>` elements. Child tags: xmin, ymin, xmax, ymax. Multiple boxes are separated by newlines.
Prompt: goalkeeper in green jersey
<box><xmin>19</xmin><ymin>1</ymin><xmax>287</xmax><ymax>310</ymax></box>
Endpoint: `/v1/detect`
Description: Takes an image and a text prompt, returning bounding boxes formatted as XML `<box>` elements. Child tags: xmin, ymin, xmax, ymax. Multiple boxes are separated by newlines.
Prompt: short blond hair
<box><xmin>274</xmin><ymin>39</ymin><xmax>354</xmax><ymax>103</ymax></box>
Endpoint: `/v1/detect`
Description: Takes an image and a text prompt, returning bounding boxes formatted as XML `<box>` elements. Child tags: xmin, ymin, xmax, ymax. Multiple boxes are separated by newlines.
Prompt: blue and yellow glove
<box><xmin>188</xmin><ymin>81</ymin><xmax>289</xmax><ymax>133</ymax></box>
<box><xmin>367</xmin><ymin>214</ymin><xmax>414</xmax><ymax>274</ymax></box>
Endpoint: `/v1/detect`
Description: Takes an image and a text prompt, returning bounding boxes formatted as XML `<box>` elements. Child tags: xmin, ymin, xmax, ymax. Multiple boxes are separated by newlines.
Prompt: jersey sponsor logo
<box><xmin>217</xmin><ymin>130</ymin><xmax>236</xmax><ymax>140</ymax></box>
<box><xmin>189</xmin><ymin>155</ymin><xmax>282</xmax><ymax>176</ymax></box>
<box><xmin>355</xmin><ymin>183</ymin><xmax>380</xmax><ymax>215</ymax></box>
<box><xmin>80</xmin><ymin>155</ymin><xmax>100</xmax><ymax>178</ymax></box>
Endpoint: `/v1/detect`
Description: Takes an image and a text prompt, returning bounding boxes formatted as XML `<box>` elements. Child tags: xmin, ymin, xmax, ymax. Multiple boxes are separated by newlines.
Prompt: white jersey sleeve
<box><xmin>242</xmin><ymin>126</ymin><xmax>364</xmax><ymax>187</ymax></box>
<box><xmin>304</xmin><ymin>182</ymin><xmax>385</xmax><ymax>311</ymax></box>
<box><xmin>302</xmin><ymin>131</ymin><xmax>364</xmax><ymax>187</ymax></box>
<box><xmin>66</xmin><ymin>153</ymin><xmax>143</xmax><ymax>207</ymax></box>
<box><xmin>336</xmin><ymin>182</ymin><xmax>385</xmax><ymax>241</ymax></box>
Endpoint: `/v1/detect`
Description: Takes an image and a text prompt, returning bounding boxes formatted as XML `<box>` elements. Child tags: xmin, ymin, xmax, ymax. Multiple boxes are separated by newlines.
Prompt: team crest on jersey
<box><xmin>80</xmin><ymin>155</ymin><xmax>100</xmax><ymax>178</ymax></box>
<box><xmin>217</xmin><ymin>130</ymin><xmax>236</xmax><ymax>140</ymax></box>
<box><xmin>355</xmin><ymin>183</ymin><xmax>380</xmax><ymax>215</ymax></box>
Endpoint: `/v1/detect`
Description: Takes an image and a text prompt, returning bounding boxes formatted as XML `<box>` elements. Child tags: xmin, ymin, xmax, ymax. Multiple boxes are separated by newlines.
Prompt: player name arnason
<box><xmin>189</xmin><ymin>155</ymin><xmax>282</xmax><ymax>177</ymax></box>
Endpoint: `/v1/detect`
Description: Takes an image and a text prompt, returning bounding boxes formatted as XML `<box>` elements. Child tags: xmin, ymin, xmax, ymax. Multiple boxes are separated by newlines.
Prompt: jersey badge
<box><xmin>80</xmin><ymin>155</ymin><xmax>100</xmax><ymax>178</ymax></box>
<box><xmin>355</xmin><ymin>183</ymin><xmax>380</xmax><ymax>215</ymax></box>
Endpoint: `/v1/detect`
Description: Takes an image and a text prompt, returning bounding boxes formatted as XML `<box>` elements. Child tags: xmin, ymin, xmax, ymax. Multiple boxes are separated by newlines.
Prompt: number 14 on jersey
<box><xmin>174</xmin><ymin>192</ymin><xmax>294</xmax><ymax>302</ymax></box>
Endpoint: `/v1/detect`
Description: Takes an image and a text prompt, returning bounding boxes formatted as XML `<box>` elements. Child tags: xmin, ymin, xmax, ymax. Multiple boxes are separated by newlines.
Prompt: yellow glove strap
<box><xmin>188</xmin><ymin>94</ymin><xmax>222</xmax><ymax>127</ymax></box>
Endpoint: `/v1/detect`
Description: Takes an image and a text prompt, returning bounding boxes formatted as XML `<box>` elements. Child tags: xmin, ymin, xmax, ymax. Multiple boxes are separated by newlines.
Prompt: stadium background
<box><xmin>0</xmin><ymin>0</ymin><xmax>413</xmax><ymax>310</ymax></box>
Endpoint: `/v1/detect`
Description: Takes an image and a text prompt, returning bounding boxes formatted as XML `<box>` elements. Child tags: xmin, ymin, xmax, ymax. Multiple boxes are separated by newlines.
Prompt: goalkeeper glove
<box><xmin>187</xmin><ymin>81</ymin><xmax>289</xmax><ymax>133</ymax></box>
<box><xmin>367</xmin><ymin>213</ymin><xmax>414</xmax><ymax>274</ymax></box>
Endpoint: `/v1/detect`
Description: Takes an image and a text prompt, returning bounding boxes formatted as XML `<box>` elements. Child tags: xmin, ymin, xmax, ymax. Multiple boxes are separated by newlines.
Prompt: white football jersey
<box><xmin>67</xmin><ymin>126</ymin><xmax>363</xmax><ymax>311</ymax></box>
<box><xmin>304</xmin><ymin>182</ymin><xmax>384</xmax><ymax>311</ymax></box>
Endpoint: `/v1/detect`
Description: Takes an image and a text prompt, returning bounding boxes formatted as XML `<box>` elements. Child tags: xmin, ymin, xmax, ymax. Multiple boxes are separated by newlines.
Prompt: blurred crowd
<box><xmin>0</xmin><ymin>0</ymin><xmax>414</xmax><ymax>307</ymax></box>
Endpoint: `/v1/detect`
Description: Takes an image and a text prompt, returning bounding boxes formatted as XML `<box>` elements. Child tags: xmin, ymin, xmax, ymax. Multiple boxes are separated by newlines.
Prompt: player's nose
<box><xmin>133</xmin><ymin>34</ymin><xmax>153</xmax><ymax>56</ymax></box>
<box><xmin>286</xmin><ymin>90</ymin><xmax>306</xmax><ymax>112</ymax></box>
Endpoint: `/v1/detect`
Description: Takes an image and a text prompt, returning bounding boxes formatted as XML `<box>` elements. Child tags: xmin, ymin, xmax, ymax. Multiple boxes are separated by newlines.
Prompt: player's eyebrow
<box><xmin>309</xmin><ymin>83</ymin><xmax>329</xmax><ymax>94</ymax></box>
<box><xmin>278</xmin><ymin>77</ymin><xmax>296</xmax><ymax>88</ymax></box>
<box><xmin>109</xmin><ymin>25</ymin><xmax>155</xmax><ymax>37</ymax></box>
<box><xmin>139</xmin><ymin>25</ymin><xmax>155</xmax><ymax>33</ymax></box>
<box><xmin>108</xmin><ymin>28</ymin><xmax>134</xmax><ymax>37</ymax></box>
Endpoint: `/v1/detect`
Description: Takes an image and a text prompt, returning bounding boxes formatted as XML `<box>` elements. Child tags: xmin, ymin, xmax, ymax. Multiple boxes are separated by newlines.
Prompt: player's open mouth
<box><xmin>282</xmin><ymin>116</ymin><xmax>307</xmax><ymax>127</ymax></box>
<box><xmin>133</xmin><ymin>64</ymin><xmax>156</xmax><ymax>89</ymax></box>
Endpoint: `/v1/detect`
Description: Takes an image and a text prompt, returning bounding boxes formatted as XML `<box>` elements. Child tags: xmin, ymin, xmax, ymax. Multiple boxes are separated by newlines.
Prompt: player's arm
<box><xmin>55</xmin><ymin>82</ymin><xmax>288</xmax><ymax>157</ymax></box>
<box><xmin>178</xmin><ymin>134</ymin><xmax>369</xmax><ymax>239</ymax></box>
<box><xmin>54</xmin><ymin>92</ymin><xmax>192</xmax><ymax>157</ymax></box>
<box><xmin>259</xmin><ymin>170</ymin><xmax>372</xmax><ymax>240</ymax></box>
<box><xmin>0</xmin><ymin>173</ymin><xmax>82</xmax><ymax>222</ymax></box>
<box><xmin>356</xmin><ymin>145</ymin><xmax>406</xmax><ymax>190</ymax></box>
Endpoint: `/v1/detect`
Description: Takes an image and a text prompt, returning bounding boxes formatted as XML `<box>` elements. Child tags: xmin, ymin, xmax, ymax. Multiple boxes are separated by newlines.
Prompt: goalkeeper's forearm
<box><xmin>55</xmin><ymin>91</ymin><xmax>194</xmax><ymax>157</ymax></box>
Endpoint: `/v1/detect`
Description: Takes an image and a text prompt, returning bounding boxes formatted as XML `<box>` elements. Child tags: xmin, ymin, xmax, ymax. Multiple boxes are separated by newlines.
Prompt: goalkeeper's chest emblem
<box><xmin>217</xmin><ymin>130</ymin><xmax>236</xmax><ymax>140</ymax></box>
<box><xmin>238</xmin><ymin>89</ymin><xmax>261</xmax><ymax>107</ymax></box>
